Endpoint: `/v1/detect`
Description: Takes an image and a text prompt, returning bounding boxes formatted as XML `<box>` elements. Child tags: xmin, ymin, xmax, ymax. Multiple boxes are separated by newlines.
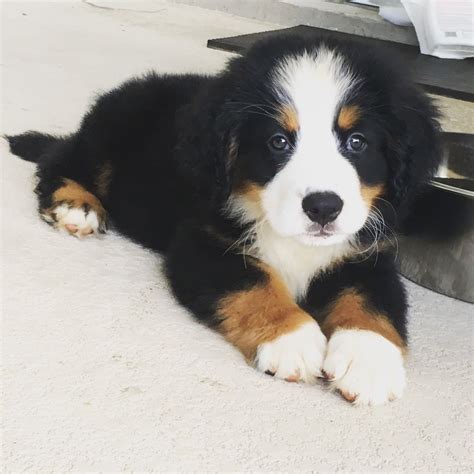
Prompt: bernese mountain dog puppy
<box><xmin>8</xmin><ymin>35</ymin><xmax>441</xmax><ymax>405</ymax></box>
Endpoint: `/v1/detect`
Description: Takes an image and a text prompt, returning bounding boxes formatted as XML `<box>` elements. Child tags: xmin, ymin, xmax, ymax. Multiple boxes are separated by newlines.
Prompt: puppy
<box><xmin>8</xmin><ymin>35</ymin><xmax>442</xmax><ymax>405</ymax></box>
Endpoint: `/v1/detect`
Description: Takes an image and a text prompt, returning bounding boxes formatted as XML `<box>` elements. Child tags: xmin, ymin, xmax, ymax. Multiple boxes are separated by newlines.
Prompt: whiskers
<box><xmin>352</xmin><ymin>204</ymin><xmax>399</xmax><ymax>264</ymax></box>
<box><xmin>223</xmin><ymin>219</ymin><xmax>267</xmax><ymax>268</ymax></box>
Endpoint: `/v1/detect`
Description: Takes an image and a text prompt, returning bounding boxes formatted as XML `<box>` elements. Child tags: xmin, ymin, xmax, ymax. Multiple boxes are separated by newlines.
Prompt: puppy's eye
<box><xmin>268</xmin><ymin>134</ymin><xmax>289</xmax><ymax>152</ymax></box>
<box><xmin>347</xmin><ymin>133</ymin><xmax>367</xmax><ymax>152</ymax></box>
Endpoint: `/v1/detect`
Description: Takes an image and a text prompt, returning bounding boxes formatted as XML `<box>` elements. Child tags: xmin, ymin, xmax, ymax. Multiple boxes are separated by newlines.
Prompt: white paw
<box><xmin>255</xmin><ymin>321</ymin><xmax>327</xmax><ymax>384</ymax></box>
<box><xmin>323</xmin><ymin>329</ymin><xmax>406</xmax><ymax>406</ymax></box>
<box><xmin>42</xmin><ymin>203</ymin><xmax>105</xmax><ymax>238</ymax></box>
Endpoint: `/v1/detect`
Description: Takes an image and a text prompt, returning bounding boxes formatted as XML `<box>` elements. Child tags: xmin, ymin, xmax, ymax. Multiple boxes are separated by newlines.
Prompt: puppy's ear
<box><xmin>175</xmin><ymin>82</ymin><xmax>238</xmax><ymax>206</ymax></box>
<box><xmin>385</xmin><ymin>88</ymin><xmax>442</xmax><ymax>218</ymax></box>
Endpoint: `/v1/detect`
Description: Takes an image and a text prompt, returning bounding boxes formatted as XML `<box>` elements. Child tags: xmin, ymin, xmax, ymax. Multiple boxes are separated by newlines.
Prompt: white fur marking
<box><xmin>263</xmin><ymin>49</ymin><xmax>367</xmax><ymax>245</ymax></box>
<box><xmin>254</xmin><ymin>221</ymin><xmax>351</xmax><ymax>299</ymax></box>
<box><xmin>226</xmin><ymin>49</ymin><xmax>368</xmax><ymax>299</ymax></box>
<box><xmin>225</xmin><ymin>197</ymin><xmax>351</xmax><ymax>298</ymax></box>
<box><xmin>256</xmin><ymin>321</ymin><xmax>327</xmax><ymax>383</ymax></box>
<box><xmin>46</xmin><ymin>203</ymin><xmax>101</xmax><ymax>238</ymax></box>
<box><xmin>323</xmin><ymin>329</ymin><xmax>406</xmax><ymax>406</ymax></box>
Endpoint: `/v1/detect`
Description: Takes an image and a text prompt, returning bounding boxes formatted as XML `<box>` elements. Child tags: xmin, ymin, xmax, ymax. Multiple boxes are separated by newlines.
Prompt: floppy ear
<box><xmin>175</xmin><ymin>82</ymin><xmax>238</xmax><ymax>207</ymax></box>
<box><xmin>385</xmin><ymin>87</ymin><xmax>442</xmax><ymax>218</ymax></box>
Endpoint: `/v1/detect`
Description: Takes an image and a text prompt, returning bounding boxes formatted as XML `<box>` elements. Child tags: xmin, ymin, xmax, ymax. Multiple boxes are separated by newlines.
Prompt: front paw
<box><xmin>255</xmin><ymin>321</ymin><xmax>327</xmax><ymax>384</ymax></box>
<box><xmin>323</xmin><ymin>329</ymin><xmax>406</xmax><ymax>406</ymax></box>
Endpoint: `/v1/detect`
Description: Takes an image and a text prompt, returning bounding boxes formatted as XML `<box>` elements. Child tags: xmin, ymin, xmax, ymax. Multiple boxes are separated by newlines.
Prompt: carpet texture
<box><xmin>2</xmin><ymin>1</ymin><xmax>472</xmax><ymax>471</ymax></box>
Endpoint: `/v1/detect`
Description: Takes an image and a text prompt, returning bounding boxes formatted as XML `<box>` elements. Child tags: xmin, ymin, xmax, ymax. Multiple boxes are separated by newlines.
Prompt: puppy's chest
<box><xmin>250</xmin><ymin>224</ymin><xmax>351</xmax><ymax>300</ymax></box>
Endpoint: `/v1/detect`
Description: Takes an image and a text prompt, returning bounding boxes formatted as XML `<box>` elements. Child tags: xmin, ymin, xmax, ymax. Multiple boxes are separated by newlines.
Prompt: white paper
<box><xmin>401</xmin><ymin>0</ymin><xmax>474</xmax><ymax>59</ymax></box>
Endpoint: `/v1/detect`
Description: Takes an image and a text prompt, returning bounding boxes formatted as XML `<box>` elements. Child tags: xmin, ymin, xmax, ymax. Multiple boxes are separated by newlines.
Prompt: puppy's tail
<box><xmin>5</xmin><ymin>131</ymin><xmax>61</xmax><ymax>163</ymax></box>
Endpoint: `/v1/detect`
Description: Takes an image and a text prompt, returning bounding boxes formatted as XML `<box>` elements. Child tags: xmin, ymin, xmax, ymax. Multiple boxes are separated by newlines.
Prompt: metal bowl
<box><xmin>398</xmin><ymin>133</ymin><xmax>474</xmax><ymax>303</ymax></box>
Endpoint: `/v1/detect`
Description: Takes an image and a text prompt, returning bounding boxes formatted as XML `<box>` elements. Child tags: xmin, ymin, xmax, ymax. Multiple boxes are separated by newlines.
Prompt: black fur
<box><xmin>6</xmin><ymin>131</ymin><xmax>62</xmax><ymax>163</ymax></box>
<box><xmin>8</xmin><ymin>35</ymin><xmax>442</xmax><ymax>360</ymax></box>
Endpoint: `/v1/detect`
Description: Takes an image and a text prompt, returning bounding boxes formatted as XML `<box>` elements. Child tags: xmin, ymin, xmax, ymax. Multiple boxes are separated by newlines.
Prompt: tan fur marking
<box><xmin>217</xmin><ymin>265</ymin><xmax>314</xmax><ymax>360</ymax></box>
<box><xmin>278</xmin><ymin>105</ymin><xmax>299</xmax><ymax>132</ymax></box>
<box><xmin>52</xmin><ymin>179</ymin><xmax>105</xmax><ymax>219</ymax></box>
<box><xmin>322</xmin><ymin>289</ymin><xmax>404</xmax><ymax>349</ymax></box>
<box><xmin>361</xmin><ymin>184</ymin><xmax>384</xmax><ymax>208</ymax></box>
<box><xmin>241</xmin><ymin>183</ymin><xmax>263</xmax><ymax>206</ymax></box>
<box><xmin>95</xmin><ymin>161</ymin><xmax>113</xmax><ymax>198</ymax></box>
<box><xmin>231</xmin><ymin>182</ymin><xmax>265</xmax><ymax>221</ymax></box>
<box><xmin>338</xmin><ymin>105</ymin><xmax>360</xmax><ymax>130</ymax></box>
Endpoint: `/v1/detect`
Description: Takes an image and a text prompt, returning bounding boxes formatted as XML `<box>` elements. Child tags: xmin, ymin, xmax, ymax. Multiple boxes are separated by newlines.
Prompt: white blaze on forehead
<box><xmin>272</xmin><ymin>48</ymin><xmax>357</xmax><ymax>133</ymax></box>
<box><xmin>263</xmin><ymin>47</ymin><xmax>367</xmax><ymax>235</ymax></box>
<box><xmin>228</xmin><ymin>49</ymin><xmax>370</xmax><ymax>300</ymax></box>
<box><xmin>252</xmin><ymin>47</ymin><xmax>369</xmax><ymax>298</ymax></box>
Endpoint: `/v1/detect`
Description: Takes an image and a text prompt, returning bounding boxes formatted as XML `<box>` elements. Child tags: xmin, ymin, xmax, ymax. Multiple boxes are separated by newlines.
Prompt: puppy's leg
<box><xmin>308</xmin><ymin>257</ymin><xmax>407</xmax><ymax>405</ymax></box>
<box><xmin>37</xmin><ymin>177</ymin><xmax>107</xmax><ymax>238</ymax></box>
<box><xmin>8</xmin><ymin>131</ymin><xmax>111</xmax><ymax>238</ymax></box>
<box><xmin>31</xmin><ymin>136</ymin><xmax>113</xmax><ymax>238</ymax></box>
<box><xmin>218</xmin><ymin>266</ymin><xmax>327</xmax><ymax>383</ymax></box>
<box><xmin>166</xmin><ymin>225</ymin><xmax>327</xmax><ymax>383</ymax></box>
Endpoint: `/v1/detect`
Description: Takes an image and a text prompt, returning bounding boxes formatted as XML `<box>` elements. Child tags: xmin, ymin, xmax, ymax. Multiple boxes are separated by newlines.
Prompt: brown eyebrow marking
<box><xmin>337</xmin><ymin>105</ymin><xmax>360</xmax><ymax>130</ymax></box>
<box><xmin>278</xmin><ymin>105</ymin><xmax>299</xmax><ymax>132</ymax></box>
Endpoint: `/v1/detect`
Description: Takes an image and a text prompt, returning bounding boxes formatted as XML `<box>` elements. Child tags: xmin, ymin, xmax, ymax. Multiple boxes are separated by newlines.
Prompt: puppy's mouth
<box><xmin>296</xmin><ymin>222</ymin><xmax>351</xmax><ymax>246</ymax></box>
<box><xmin>306</xmin><ymin>222</ymin><xmax>337</xmax><ymax>237</ymax></box>
<box><xmin>308</xmin><ymin>229</ymin><xmax>333</xmax><ymax>238</ymax></box>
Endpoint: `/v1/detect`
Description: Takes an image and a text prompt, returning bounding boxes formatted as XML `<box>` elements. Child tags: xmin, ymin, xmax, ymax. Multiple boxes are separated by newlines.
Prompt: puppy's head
<box><xmin>180</xmin><ymin>36</ymin><xmax>441</xmax><ymax>247</ymax></box>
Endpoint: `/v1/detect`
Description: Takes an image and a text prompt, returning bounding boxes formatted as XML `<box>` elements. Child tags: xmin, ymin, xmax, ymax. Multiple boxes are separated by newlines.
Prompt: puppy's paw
<box><xmin>42</xmin><ymin>202</ymin><xmax>106</xmax><ymax>238</ymax></box>
<box><xmin>323</xmin><ymin>329</ymin><xmax>406</xmax><ymax>406</ymax></box>
<box><xmin>255</xmin><ymin>321</ymin><xmax>327</xmax><ymax>384</ymax></box>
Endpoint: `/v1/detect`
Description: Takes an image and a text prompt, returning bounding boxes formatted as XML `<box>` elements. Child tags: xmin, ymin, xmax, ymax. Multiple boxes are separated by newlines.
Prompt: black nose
<box><xmin>302</xmin><ymin>192</ymin><xmax>343</xmax><ymax>226</ymax></box>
